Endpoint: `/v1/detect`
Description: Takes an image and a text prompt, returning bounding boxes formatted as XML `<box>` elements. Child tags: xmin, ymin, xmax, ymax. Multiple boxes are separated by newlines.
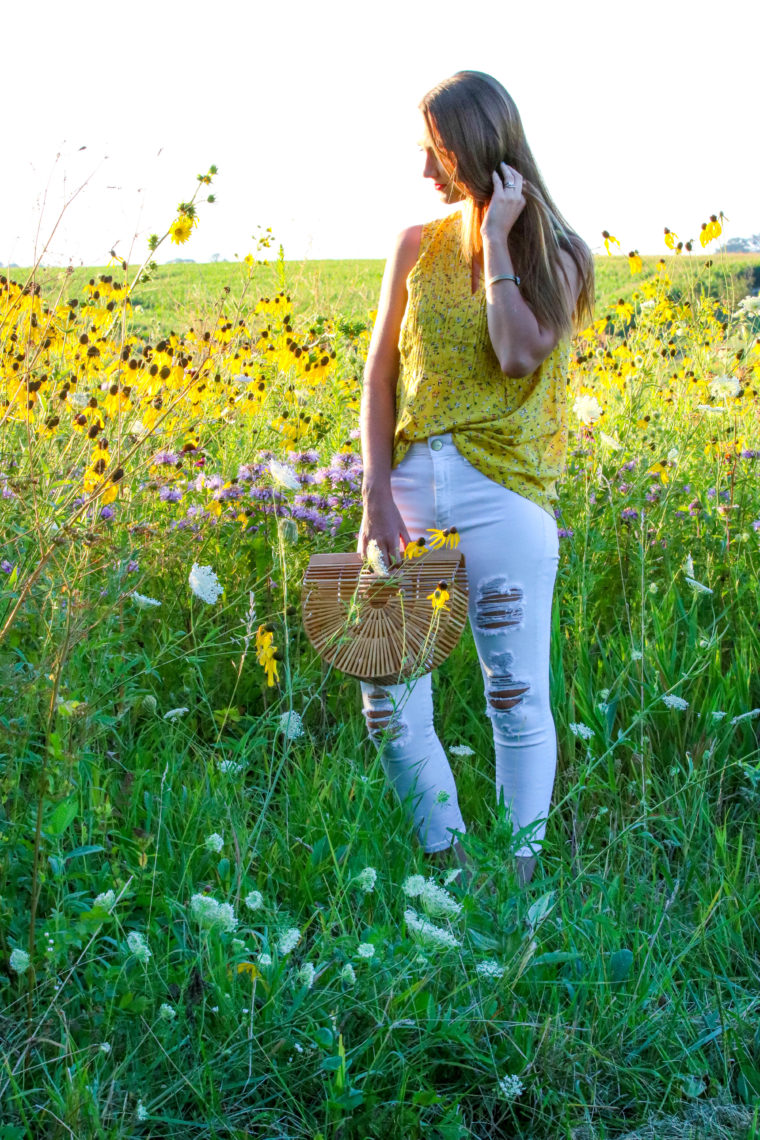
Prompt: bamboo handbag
<box><xmin>301</xmin><ymin>549</ymin><xmax>469</xmax><ymax>684</ymax></box>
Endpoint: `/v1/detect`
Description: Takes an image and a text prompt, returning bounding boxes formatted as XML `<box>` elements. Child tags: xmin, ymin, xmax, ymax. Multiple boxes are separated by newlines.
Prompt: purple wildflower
<box><xmin>159</xmin><ymin>486</ymin><xmax>183</xmax><ymax>503</ymax></box>
<box><xmin>218</xmin><ymin>484</ymin><xmax>243</xmax><ymax>501</ymax></box>
<box><xmin>558</xmin><ymin>528</ymin><xmax>574</xmax><ymax>538</ymax></box>
<box><xmin>249</xmin><ymin>486</ymin><xmax>286</xmax><ymax>502</ymax></box>
<box><xmin>237</xmin><ymin>462</ymin><xmax>266</xmax><ymax>482</ymax></box>
<box><xmin>621</xmin><ymin>507</ymin><xmax>639</xmax><ymax>520</ymax></box>
<box><xmin>153</xmin><ymin>450</ymin><xmax>181</xmax><ymax>466</ymax></box>
<box><xmin>100</xmin><ymin>505</ymin><xmax>115</xmax><ymax>520</ymax></box>
<box><xmin>0</xmin><ymin>559</ymin><xmax>14</xmax><ymax>573</ymax></box>
<box><xmin>126</xmin><ymin>559</ymin><xmax>139</xmax><ymax>573</ymax></box>
<box><xmin>287</xmin><ymin>449</ymin><xmax>320</xmax><ymax>465</ymax></box>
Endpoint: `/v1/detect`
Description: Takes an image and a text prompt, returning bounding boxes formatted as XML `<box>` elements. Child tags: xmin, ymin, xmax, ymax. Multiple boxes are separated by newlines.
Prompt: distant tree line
<box><xmin>717</xmin><ymin>234</ymin><xmax>760</xmax><ymax>252</ymax></box>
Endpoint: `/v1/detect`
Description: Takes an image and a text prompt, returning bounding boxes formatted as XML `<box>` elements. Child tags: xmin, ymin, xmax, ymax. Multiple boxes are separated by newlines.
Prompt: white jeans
<box><xmin>359</xmin><ymin>432</ymin><xmax>559</xmax><ymax>858</ymax></box>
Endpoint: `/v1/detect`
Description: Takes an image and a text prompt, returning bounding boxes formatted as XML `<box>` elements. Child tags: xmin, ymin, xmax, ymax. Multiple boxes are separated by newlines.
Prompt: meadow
<box><xmin>1</xmin><ymin>185</ymin><xmax>760</xmax><ymax>1139</ymax></box>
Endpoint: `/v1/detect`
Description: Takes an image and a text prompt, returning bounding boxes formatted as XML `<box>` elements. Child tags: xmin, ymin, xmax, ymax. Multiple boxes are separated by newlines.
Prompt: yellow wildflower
<box><xmin>237</xmin><ymin>961</ymin><xmax>260</xmax><ymax>979</ymax></box>
<box><xmin>170</xmin><ymin>216</ymin><xmax>195</xmax><ymax>245</ymax></box>
<box><xmin>648</xmin><ymin>461</ymin><xmax>670</xmax><ymax>485</ymax></box>
<box><xmin>255</xmin><ymin>624</ymin><xmax>280</xmax><ymax>687</ymax></box>
<box><xmin>664</xmin><ymin>228</ymin><xmax>678</xmax><ymax>250</ymax></box>
<box><xmin>427</xmin><ymin>583</ymin><xmax>451</xmax><ymax>613</ymax></box>
<box><xmin>613</xmin><ymin>299</ymin><xmax>634</xmax><ymax>321</ymax></box>
<box><xmin>628</xmin><ymin>251</ymin><xmax>643</xmax><ymax>275</ymax></box>
<box><xmin>699</xmin><ymin>214</ymin><xmax>723</xmax><ymax>247</ymax></box>
<box><xmin>602</xmin><ymin>231</ymin><xmax>620</xmax><ymax>256</ymax></box>
<box><xmin>403</xmin><ymin>537</ymin><xmax>427</xmax><ymax>559</ymax></box>
<box><xmin>426</xmin><ymin>526</ymin><xmax>460</xmax><ymax>550</ymax></box>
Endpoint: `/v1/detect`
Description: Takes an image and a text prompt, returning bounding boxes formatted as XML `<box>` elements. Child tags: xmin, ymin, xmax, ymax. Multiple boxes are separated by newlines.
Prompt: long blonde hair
<box><xmin>420</xmin><ymin>71</ymin><xmax>595</xmax><ymax>339</ymax></box>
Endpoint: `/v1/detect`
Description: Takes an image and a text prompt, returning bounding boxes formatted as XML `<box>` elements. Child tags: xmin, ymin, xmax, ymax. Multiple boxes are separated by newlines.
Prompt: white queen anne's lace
<box><xmin>189</xmin><ymin>563</ymin><xmax>223</xmax><ymax>605</ymax></box>
<box><xmin>662</xmin><ymin>694</ymin><xmax>689</xmax><ymax>710</ymax></box>
<box><xmin>268</xmin><ymin>458</ymin><xmax>300</xmax><ymax>491</ymax></box>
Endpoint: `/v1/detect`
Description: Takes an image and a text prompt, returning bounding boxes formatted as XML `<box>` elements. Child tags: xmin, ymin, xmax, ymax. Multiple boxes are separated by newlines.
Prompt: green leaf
<box><xmin>412</xmin><ymin>1090</ymin><xmax>443</xmax><ymax>1106</ymax></box>
<box><xmin>609</xmin><ymin>948</ymin><xmax>634</xmax><ymax>982</ymax></box>
<box><xmin>65</xmin><ymin>845</ymin><xmax>104</xmax><ymax>861</ymax></box>
<box><xmin>679</xmin><ymin>1073</ymin><xmax>707</xmax><ymax>1098</ymax></box>
<box><xmin>47</xmin><ymin>796</ymin><xmax>78</xmax><ymax>836</ymax></box>
<box><xmin>532</xmin><ymin>950</ymin><xmax>584</xmax><ymax>966</ymax></box>
<box><xmin>321</xmin><ymin>1055</ymin><xmax>344</xmax><ymax>1072</ymax></box>
<box><xmin>605</xmin><ymin>697</ymin><xmax>619</xmax><ymax>737</ymax></box>
<box><xmin>332</xmin><ymin>1090</ymin><xmax>363</xmax><ymax>1109</ymax></box>
<box><xmin>736</xmin><ymin>1062</ymin><xmax>760</xmax><ymax>1103</ymax></box>
<box><xmin>525</xmin><ymin>890</ymin><xmax>556</xmax><ymax>929</ymax></box>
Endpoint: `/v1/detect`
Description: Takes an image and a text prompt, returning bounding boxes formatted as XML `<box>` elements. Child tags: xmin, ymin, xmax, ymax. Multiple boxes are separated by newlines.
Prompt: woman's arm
<box><xmin>357</xmin><ymin>224</ymin><xmax>422</xmax><ymax>565</ymax></box>
<box><xmin>482</xmin><ymin>163</ymin><xmax>582</xmax><ymax>378</ymax></box>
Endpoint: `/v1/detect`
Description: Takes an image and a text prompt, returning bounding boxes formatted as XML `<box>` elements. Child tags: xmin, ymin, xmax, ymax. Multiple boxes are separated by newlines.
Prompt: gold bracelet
<box><xmin>486</xmin><ymin>273</ymin><xmax>521</xmax><ymax>287</ymax></box>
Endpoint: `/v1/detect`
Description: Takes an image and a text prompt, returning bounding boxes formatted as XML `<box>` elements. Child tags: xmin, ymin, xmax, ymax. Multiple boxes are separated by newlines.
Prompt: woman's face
<box><xmin>419</xmin><ymin>120</ymin><xmax>465</xmax><ymax>204</ymax></box>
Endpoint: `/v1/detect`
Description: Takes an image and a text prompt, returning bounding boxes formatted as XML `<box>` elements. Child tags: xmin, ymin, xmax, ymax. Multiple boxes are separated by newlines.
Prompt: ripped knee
<box><xmin>362</xmin><ymin>687</ymin><xmax>409</xmax><ymax>744</ymax></box>
<box><xmin>475</xmin><ymin>576</ymin><xmax>524</xmax><ymax>634</ymax></box>
<box><xmin>483</xmin><ymin>650</ymin><xmax>530</xmax><ymax>714</ymax></box>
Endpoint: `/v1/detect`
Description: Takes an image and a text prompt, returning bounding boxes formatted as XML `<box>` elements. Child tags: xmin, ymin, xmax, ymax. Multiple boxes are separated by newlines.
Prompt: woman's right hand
<box><xmin>357</xmin><ymin>495</ymin><xmax>412</xmax><ymax>570</ymax></box>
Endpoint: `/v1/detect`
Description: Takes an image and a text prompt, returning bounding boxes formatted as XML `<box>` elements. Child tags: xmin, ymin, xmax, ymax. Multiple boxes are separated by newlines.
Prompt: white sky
<box><xmin>4</xmin><ymin>0</ymin><xmax>758</xmax><ymax>268</ymax></box>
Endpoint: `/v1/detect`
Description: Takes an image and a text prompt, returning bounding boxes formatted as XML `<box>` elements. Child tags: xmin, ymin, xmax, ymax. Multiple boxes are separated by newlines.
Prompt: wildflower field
<box><xmin>2</xmin><ymin>176</ymin><xmax>760</xmax><ymax>1139</ymax></box>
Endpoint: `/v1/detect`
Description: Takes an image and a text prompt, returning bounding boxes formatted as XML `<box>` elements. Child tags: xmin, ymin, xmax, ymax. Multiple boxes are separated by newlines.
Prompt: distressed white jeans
<box><xmin>359</xmin><ymin>432</ymin><xmax>559</xmax><ymax>858</ymax></box>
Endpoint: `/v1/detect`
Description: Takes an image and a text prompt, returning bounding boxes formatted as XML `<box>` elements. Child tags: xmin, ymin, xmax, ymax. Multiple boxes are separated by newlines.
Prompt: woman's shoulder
<box><xmin>393</xmin><ymin>212</ymin><xmax>460</xmax><ymax>275</ymax></box>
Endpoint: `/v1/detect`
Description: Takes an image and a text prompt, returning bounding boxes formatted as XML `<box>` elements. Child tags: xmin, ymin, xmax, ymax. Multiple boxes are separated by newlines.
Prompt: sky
<box><xmin>4</xmin><ymin>0</ymin><xmax>758</xmax><ymax>268</ymax></box>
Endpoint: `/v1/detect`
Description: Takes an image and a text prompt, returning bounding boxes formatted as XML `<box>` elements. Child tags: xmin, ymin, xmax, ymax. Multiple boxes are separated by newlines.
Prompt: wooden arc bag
<box><xmin>301</xmin><ymin>549</ymin><xmax>469</xmax><ymax>684</ymax></box>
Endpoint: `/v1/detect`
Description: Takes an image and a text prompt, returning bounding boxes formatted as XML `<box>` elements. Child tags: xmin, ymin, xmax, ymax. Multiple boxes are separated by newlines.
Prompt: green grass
<box><xmin>1</xmin><ymin>248</ymin><xmax>759</xmax><ymax>1138</ymax></box>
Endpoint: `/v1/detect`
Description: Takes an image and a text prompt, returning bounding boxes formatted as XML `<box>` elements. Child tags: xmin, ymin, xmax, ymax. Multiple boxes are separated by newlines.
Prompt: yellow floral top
<box><xmin>392</xmin><ymin>209</ymin><xmax>571</xmax><ymax>517</ymax></box>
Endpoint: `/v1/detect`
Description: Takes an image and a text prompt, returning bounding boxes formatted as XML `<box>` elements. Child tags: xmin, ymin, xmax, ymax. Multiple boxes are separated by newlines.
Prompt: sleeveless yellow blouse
<box><xmin>392</xmin><ymin>210</ymin><xmax>571</xmax><ymax>517</ymax></box>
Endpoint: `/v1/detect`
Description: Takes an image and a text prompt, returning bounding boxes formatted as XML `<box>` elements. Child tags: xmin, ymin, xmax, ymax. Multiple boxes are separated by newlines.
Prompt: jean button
<box><xmin>430</xmin><ymin>439</ymin><xmax>443</xmax><ymax>451</ymax></box>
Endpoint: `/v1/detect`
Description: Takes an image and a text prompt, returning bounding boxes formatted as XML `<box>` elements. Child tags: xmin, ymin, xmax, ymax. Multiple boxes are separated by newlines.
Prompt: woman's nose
<box><xmin>422</xmin><ymin>152</ymin><xmax>439</xmax><ymax>179</ymax></box>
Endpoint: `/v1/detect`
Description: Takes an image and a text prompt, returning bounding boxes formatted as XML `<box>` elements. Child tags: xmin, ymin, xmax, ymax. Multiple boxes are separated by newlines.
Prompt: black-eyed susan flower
<box><xmin>602</xmin><ymin>231</ymin><xmax>620</xmax><ymax>255</ymax></box>
<box><xmin>255</xmin><ymin>623</ymin><xmax>280</xmax><ymax>686</ymax></box>
<box><xmin>403</xmin><ymin>537</ymin><xmax>427</xmax><ymax>559</ymax></box>
<box><xmin>699</xmin><ymin>214</ymin><xmax>723</xmax><ymax>247</ymax></box>
<box><xmin>664</xmin><ymin>228</ymin><xmax>678</xmax><ymax>250</ymax></box>
<box><xmin>426</xmin><ymin>526</ymin><xmax>460</xmax><ymax>550</ymax></box>
<box><xmin>628</xmin><ymin>251</ymin><xmax>643</xmax><ymax>275</ymax></box>
<box><xmin>427</xmin><ymin>582</ymin><xmax>450</xmax><ymax>613</ymax></box>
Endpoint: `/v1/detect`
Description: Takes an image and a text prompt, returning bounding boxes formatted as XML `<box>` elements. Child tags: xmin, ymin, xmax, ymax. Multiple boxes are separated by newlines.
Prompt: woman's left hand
<box><xmin>481</xmin><ymin>162</ymin><xmax>526</xmax><ymax>242</ymax></box>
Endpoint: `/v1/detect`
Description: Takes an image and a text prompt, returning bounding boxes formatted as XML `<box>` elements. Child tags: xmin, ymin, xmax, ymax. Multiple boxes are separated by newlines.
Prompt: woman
<box><xmin>357</xmin><ymin>71</ymin><xmax>594</xmax><ymax>888</ymax></box>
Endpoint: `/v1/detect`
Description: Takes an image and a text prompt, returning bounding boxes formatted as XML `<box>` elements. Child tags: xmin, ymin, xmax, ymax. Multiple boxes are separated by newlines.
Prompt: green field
<box><xmin>16</xmin><ymin>250</ymin><xmax>760</xmax><ymax>337</ymax></box>
<box><xmin>1</xmin><ymin>248</ymin><xmax>760</xmax><ymax>1139</ymax></box>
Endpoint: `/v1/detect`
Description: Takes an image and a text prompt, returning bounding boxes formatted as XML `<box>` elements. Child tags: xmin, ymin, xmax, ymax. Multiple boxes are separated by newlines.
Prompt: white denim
<box><xmin>359</xmin><ymin>432</ymin><xmax>559</xmax><ymax>858</ymax></box>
